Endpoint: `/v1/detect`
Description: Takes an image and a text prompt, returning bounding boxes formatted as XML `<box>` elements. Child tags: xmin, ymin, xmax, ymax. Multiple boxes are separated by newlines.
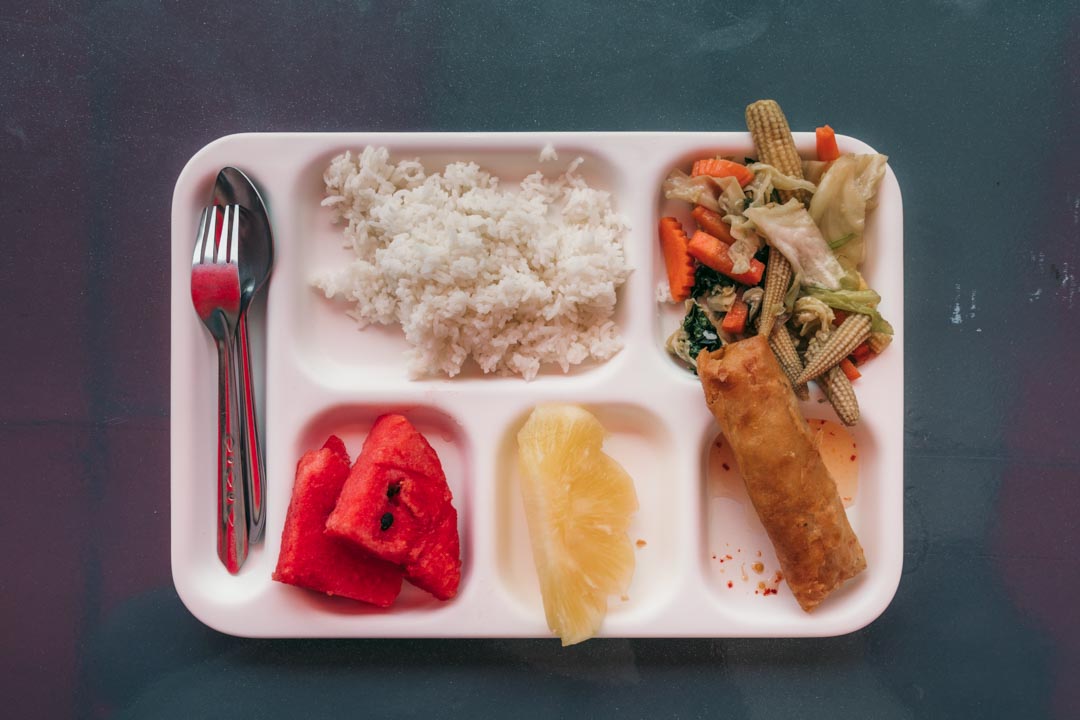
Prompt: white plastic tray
<box><xmin>171</xmin><ymin>132</ymin><xmax>904</xmax><ymax>638</ymax></box>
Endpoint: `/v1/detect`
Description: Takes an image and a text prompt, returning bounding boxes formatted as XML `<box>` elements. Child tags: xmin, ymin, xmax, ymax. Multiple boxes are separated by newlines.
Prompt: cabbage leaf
<box><xmin>663</xmin><ymin>170</ymin><xmax>761</xmax><ymax>274</ymax></box>
<box><xmin>808</xmin><ymin>153</ymin><xmax>888</xmax><ymax>267</ymax></box>
<box><xmin>802</xmin><ymin>286</ymin><xmax>894</xmax><ymax>335</ymax></box>
<box><xmin>792</xmin><ymin>296</ymin><xmax>835</xmax><ymax>341</ymax></box>
<box><xmin>744</xmin><ymin>200</ymin><xmax>845</xmax><ymax>290</ymax></box>
<box><xmin>662</xmin><ymin>169</ymin><xmax>722</xmax><ymax>212</ymax></box>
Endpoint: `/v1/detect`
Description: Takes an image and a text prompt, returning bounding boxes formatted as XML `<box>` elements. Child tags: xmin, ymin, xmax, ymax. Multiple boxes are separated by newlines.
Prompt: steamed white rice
<box><xmin>316</xmin><ymin>146</ymin><xmax>631</xmax><ymax>380</ymax></box>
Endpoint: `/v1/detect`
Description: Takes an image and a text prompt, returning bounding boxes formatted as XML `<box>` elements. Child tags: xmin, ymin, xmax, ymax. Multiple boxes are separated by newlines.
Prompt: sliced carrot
<box><xmin>691</xmin><ymin>158</ymin><xmax>755</xmax><ymax>187</ymax></box>
<box><xmin>839</xmin><ymin>357</ymin><xmax>861</xmax><ymax>381</ymax></box>
<box><xmin>692</xmin><ymin>205</ymin><xmax>736</xmax><ymax>245</ymax></box>
<box><xmin>851</xmin><ymin>342</ymin><xmax>875</xmax><ymax>365</ymax></box>
<box><xmin>686</xmin><ymin>231</ymin><xmax>765</xmax><ymax>286</ymax></box>
<box><xmin>816</xmin><ymin>125</ymin><xmax>840</xmax><ymax>162</ymax></box>
<box><xmin>721</xmin><ymin>298</ymin><xmax>749</xmax><ymax>334</ymax></box>
<box><xmin>658</xmin><ymin>217</ymin><xmax>696</xmax><ymax>302</ymax></box>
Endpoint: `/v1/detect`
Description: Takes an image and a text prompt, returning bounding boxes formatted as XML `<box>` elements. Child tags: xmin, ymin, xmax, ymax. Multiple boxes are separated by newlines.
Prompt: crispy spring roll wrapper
<box><xmin>697</xmin><ymin>335</ymin><xmax>866</xmax><ymax>611</ymax></box>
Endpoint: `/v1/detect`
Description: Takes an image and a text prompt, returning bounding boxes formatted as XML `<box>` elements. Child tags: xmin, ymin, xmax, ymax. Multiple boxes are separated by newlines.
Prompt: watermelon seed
<box><xmin>386</xmin><ymin>482</ymin><xmax>401</xmax><ymax>500</ymax></box>
<box><xmin>380</xmin><ymin>512</ymin><xmax>394</xmax><ymax>531</ymax></box>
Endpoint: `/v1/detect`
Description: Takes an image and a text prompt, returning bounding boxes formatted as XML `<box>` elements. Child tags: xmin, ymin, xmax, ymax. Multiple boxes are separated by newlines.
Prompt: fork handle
<box><xmin>237</xmin><ymin>316</ymin><xmax>266</xmax><ymax>542</ymax></box>
<box><xmin>216</xmin><ymin>331</ymin><xmax>248</xmax><ymax>573</ymax></box>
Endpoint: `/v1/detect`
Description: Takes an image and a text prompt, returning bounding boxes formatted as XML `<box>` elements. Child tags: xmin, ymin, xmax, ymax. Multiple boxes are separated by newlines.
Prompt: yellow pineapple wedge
<box><xmin>516</xmin><ymin>404</ymin><xmax>639</xmax><ymax>646</ymax></box>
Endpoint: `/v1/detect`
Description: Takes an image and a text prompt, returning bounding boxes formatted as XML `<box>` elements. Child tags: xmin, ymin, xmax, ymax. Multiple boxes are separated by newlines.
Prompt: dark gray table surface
<box><xmin>3</xmin><ymin>1</ymin><xmax>1078</xmax><ymax>718</ymax></box>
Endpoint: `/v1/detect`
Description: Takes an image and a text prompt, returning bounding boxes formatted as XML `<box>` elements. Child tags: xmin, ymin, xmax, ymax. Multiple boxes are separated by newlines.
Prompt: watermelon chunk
<box><xmin>273</xmin><ymin>436</ymin><xmax>403</xmax><ymax>607</ymax></box>
<box><xmin>326</xmin><ymin>415</ymin><xmax>462</xmax><ymax>600</ymax></box>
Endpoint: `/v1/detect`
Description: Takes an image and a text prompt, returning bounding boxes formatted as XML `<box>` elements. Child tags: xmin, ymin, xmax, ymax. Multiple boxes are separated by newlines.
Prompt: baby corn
<box><xmin>796</xmin><ymin>313</ymin><xmax>872</xmax><ymax>384</ymax></box>
<box><xmin>757</xmin><ymin>246</ymin><xmax>792</xmax><ymax>339</ymax></box>
<box><xmin>745</xmin><ymin>99</ymin><xmax>812</xmax><ymax>207</ymax></box>
<box><xmin>807</xmin><ymin>334</ymin><xmax>860</xmax><ymax>426</ymax></box>
<box><xmin>768</xmin><ymin>323</ymin><xmax>810</xmax><ymax>400</ymax></box>
<box><xmin>868</xmin><ymin>331</ymin><xmax>892</xmax><ymax>355</ymax></box>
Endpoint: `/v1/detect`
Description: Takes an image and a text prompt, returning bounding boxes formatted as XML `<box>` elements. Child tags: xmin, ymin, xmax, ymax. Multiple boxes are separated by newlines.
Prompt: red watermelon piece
<box><xmin>325</xmin><ymin>415</ymin><xmax>462</xmax><ymax>600</ymax></box>
<box><xmin>273</xmin><ymin>436</ymin><xmax>403</xmax><ymax>607</ymax></box>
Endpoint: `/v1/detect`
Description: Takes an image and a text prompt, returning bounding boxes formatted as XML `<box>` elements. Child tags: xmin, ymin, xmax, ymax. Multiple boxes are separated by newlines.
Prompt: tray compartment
<box><xmin>698</xmin><ymin>402</ymin><xmax>897</xmax><ymax>631</ymax></box>
<box><xmin>279</xmin><ymin>401</ymin><xmax>474</xmax><ymax>612</ymax></box>
<box><xmin>284</xmin><ymin>143</ymin><xmax>635</xmax><ymax>388</ymax></box>
<box><xmin>492</xmin><ymin>401</ymin><xmax>683</xmax><ymax>624</ymax></box>
<box><xmin>699</xmin><ymin>423</ymin><xmax>789</xmax><ymax>610</ymax></box>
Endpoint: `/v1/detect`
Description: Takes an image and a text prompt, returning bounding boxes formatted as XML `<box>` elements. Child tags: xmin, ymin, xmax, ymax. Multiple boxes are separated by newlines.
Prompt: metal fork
<box><xmin>191</xmin><ymin>204</ymin><xmax>248</xmax><ymax>574</ymax></box>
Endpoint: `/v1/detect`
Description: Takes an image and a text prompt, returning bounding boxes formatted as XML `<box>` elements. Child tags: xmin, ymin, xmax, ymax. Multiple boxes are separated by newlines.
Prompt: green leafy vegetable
<box><xmin>808</xmin><ymin>153</ymin><xmax>889</xmax><ymax>266</ymax></box>
<box><xmin>802</xmin><ymin>286</ymin><xmax>894</xmax><ymax>335</ymax></box>
<box><xmin>682</xmin><ymin>304</ymin><xmax>722</xmax><ymax>366</ymax></box>
<box><xmin>691</xmin><ymin>264</ymin><xmax>736</xmax><ymax>298</ymax></box>
<box><xmin>828</xmin><ymin>233</ymin><xmax>855</xmax><ymax>250</ymax></box>
<box><xmin>745</xmin><ymin>201</ymin><xmax>846</xmax><ymax>290</ymax></box>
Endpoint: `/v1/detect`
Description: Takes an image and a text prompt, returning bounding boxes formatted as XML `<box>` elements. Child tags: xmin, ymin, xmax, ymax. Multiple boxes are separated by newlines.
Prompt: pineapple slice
<box><xmin>516</xmin><ymin>405</ymin><xmax>639</xmax><ymax>646</ymax></box>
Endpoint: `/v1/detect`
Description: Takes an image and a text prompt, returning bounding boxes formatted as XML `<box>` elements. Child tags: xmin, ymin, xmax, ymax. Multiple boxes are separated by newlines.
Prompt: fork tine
<box><xmin>215</xmin><ymin>205</ymin><xmax>227</xmax><ymax>264</ymax></box>
<box><xmin>193</xmin><ymin>207</ymin><xmax>209</xmax><ymax>265</ymax></box>
<box><xmin>203</xmin><ymin>206</ymin><xmax>220</xmax><ymax>264</ymax></box>
<box><xmin>225</xmin><ymin>205</ymin><xmax>240</xmax><ymax>264</ymax></box>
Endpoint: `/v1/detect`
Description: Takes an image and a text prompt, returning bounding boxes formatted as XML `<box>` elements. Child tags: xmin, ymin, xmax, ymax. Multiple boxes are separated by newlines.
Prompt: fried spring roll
<box><xmin>697</xmin><ymin>335</ymin><xmax>866</xmax><ymax>611</ymax></box>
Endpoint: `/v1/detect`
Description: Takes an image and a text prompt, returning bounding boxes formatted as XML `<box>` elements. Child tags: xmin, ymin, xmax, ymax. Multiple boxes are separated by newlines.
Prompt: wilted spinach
<box><xmin>690</xmin><ymin>264</ymin><xmax>735</xmax><ymax>299</ymax></box>
<box><xmin>682</xmin><ymin>304</ymin><xmax>722</xmax><ymax>367</ymax></box>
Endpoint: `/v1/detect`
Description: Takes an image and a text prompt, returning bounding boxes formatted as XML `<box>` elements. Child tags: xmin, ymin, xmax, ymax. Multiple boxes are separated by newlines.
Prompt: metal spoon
<box><xmin>214</xmin><ymin>167</ymin><xmax>274</xmax><ymax>543</ymax></box>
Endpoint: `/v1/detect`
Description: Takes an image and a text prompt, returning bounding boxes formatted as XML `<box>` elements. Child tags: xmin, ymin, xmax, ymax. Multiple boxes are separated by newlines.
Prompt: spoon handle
<box><xmin>237</xmin><ymin>315</ymin><xmax>266</xmax><ymax>542</ymax></box>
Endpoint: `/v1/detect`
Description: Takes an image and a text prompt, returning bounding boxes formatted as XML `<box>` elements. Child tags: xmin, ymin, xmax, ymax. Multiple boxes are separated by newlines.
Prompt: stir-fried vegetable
<box><xmin>681</xmin><ymin>304</ymin><xmax>722</xmax><ymax>364</ymax></box>
<box><xmin>662</xmin><ymin>171</ymin><xmax>745</xmax><ymax>215</ymax></box>
<box><xmin>658</xmin><ymin>99</ymin><xmax>893</xmax><ymax>426</ymax></box>
<box><xmin>690</xmin><ymin>263</ymin><xmax>735</xmax><ymax>297</ymax></box>
<box><xmin>721</xmin><ymin>298</ymin><xmax>749</xmax><ymax>334</ymax></box>
<box><xmin>768</xmin><ymin>323</ymin><xmax>810</xmax><ymax>400</ymax></box>
<box><xmin>839</xmin><ymin>358</ymin><xmax>861</xmax><ymax>381</ymax></box>
<box><xmin>809</xmin><ymin>153</ymin><xmax>888</xmax><ymax>268</ymax></box>
<box><xmin>867</xmin><ymin>331</ymin><xmax>892</xmax><ymax>354</ymax></box>
<box><xmin>757</xmin><ymin>245</ymin><xmax>793</xmax><ymax>339</ymax></box>
<box><xmin>745</xmin><ymin>99</ymin><xmax>812</xmax><ymax>206</ymax></box>
<box><xmin>815</xmin><ymin>125</ymin><xmax>841</xmax><ymax>162</ymax></box>
<box><xmin>691</xmin><ymin>206</ymin><xmax>736</xmax><ymax>244</ymax></box>
<box><xmin>691</xmin><ymin>158</ymin><xmax>755</xmax><ymax>187</ymax></box>
<box><xmin>742</xmin><ymin>286</ymin><xmax>764</xmax><ymax>325</ymax></box>
<box><xmin>658</xmin><ymin>217</ymin><xmax>695</xmax><ymax>302</ymax></box>
<box><xmin>801</xmin><ymin>286</ymin><xmax>893</xmax><ymax>335</ymax></box>
<box><xmin>807</xmin><ymin>332</ymin><xmax>860</xmax><ymax>426</ymax></box>
<box><xmin>796</xmin><ymin>313</ymin><xmax>872</xmax><ymax>384</ymax></box>
<box><xmin>744</xmin><ymin>163</ymin><xmax>817</xmax><ymax>207</ymax></box>
<box><xmin>687</xmin><ymin>231</ymin><xmax>765</xmax><ymax>286</ymax></box>
<box><xmin>745</xmin><ymin>201</ymin><xmax>845</xmax><ymax>290</ymax></box>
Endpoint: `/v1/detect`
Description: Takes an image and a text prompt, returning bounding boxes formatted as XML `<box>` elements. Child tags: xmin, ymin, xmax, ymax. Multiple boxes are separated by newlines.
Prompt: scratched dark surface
<box><xmin>2</xmin><ymin>1</ymin><xmax>1078</xmax><ymax>718</ymax></box>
